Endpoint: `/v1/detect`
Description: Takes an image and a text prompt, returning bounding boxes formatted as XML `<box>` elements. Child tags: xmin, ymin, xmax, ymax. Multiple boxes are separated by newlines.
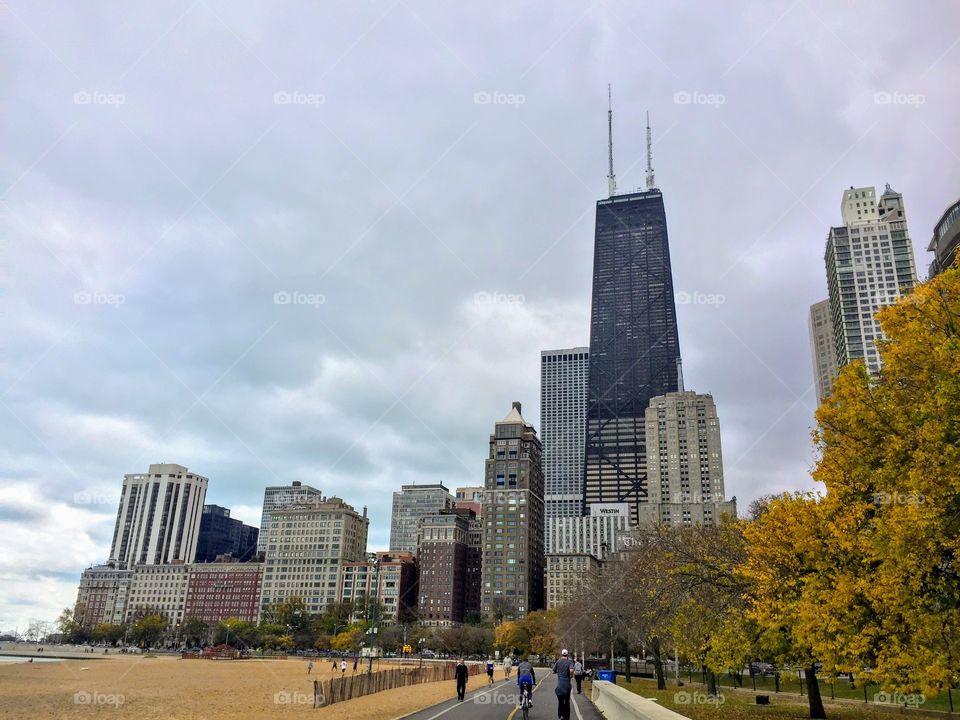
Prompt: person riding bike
<box><xmin>516</xmin><ymin>657</ymin><xmax>536</xmax><ymax>708</ymax></box>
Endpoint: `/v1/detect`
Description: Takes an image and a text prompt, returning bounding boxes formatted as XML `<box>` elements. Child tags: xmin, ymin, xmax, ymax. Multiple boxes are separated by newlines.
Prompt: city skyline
<box><xmin>2</xmin><ymin>1</ymin><xmax>958</xmax><ymax>632</ymax></box>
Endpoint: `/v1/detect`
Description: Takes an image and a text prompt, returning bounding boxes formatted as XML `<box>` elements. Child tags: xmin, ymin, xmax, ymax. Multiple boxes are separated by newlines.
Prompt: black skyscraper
<box><xmin>583</xmin><ymin>186</ymin><xmax>681</xmax><ymax>524</ymax></box>
<box><xmin>194</xmin><ymin>504</ymin><xmax>260</xmax><ymax>562</ymax></box>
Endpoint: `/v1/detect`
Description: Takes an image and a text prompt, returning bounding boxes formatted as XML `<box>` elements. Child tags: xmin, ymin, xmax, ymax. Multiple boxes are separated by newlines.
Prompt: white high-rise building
<box><xmin>809</xmin><ymin>299</ymin><xmax>839</xmax><ymax>404</ymax></box>
<box><xmin>540</xmin><ymin>348</ymin><xmax>589</xmax><ymax>524</ymax></box>
<box><xmin>825</xmin><ymin>185</ymin><xmax>917</xmax><ymax>376</ymax></box>
<box><xmin>108</xmin><ymin>463</ymin><xmax>208</xmax><ymax>569</ymax></box>
<box><xmin>547</xmin><ymin>503</ymin><xmax>629</xmax><ymax>559</ymax></box>
<box><xmin>257</xmin><ymin>481</ymin><xmax>324</xmax><ymax>553</ymax></box>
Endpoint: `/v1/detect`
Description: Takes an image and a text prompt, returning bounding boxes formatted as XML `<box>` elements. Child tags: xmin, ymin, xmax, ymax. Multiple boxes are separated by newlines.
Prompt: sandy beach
<box><xmin>0</xmin><ymin>654</ymin><xmax>493</xmax><ymax>720</ymax></box>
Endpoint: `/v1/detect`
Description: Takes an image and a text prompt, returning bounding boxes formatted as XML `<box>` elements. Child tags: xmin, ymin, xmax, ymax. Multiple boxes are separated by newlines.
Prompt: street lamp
<box><xmin>367</xmin><ymin>556</ymin><xmax>381</xmax><ymax>676</ymax></box>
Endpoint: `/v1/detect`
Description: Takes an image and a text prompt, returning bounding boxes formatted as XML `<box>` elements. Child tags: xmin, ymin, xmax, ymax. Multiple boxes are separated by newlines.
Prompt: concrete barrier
<box><xmin>591</xmin><ymin>680</ymin><xmax>691</xmax><ymax>720</ymax></box>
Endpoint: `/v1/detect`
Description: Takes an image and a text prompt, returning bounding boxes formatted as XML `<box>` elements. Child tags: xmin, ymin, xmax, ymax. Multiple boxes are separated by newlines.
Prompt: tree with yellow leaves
<box><xmin>494</xmin><ymin>620</ymin><xmax>526</xmax><ymax>655</ymax></box>
<box><xmin>811</xmin><ymin>266</ymin><xmax>960</xmax><ymax>696</ymax></box>
<box><xmin>740</xmin><ymin>493</ymin><xmax>829</xmax><ymax>718</ymax></box>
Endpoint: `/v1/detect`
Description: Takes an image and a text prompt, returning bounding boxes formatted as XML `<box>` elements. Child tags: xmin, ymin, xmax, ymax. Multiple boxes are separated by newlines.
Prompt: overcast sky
<box><xmin>2</xmin><ymin>1</ymin><xmax>958</xmax><ymax>633</ymax></box>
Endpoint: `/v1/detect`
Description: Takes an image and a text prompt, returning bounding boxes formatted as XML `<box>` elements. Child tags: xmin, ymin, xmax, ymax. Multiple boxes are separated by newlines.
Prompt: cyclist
<box><xmin>516</xmin><ymin>656</ymin><xmax>536</xmax><ymax>708</ymax></box>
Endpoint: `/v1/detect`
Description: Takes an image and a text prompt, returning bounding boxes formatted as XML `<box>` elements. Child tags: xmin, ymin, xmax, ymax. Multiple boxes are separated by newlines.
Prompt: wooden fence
<box><xmin>312</xmin><ymin>662</ymin><xmax>479</xmax><ymax>708</ymax></box>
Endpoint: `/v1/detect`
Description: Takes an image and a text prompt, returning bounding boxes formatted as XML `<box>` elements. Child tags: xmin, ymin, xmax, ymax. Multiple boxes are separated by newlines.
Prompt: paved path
<box><xmin>402</xmin><ymin>672</ymin><xmax>604</xmax><ymax>720</ymax></box>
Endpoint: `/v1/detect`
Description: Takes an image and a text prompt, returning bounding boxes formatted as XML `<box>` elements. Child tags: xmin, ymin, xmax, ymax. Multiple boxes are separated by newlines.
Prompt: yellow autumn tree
<box><xmin>525</xmin><ymin>609</ymin><xmax>559</xmax><ymax>657</ymax></box>
<box><xmin>740</xmin><ymin>493</ymin><xmax>829</xmax><ymax>719</ymax></box>
<box><xmin>811</xmin><ymin>265</ymin><xmax>960</xmax><ymax>695</ymax></box>
<box><xmin>494</xmin><ymin>620</ymin><xmax>526</xmax><ymax>655</ymax></box>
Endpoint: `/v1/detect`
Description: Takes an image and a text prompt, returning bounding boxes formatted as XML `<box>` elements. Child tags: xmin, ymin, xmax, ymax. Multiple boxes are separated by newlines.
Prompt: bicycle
<box><xmin>519</xmin><ymin>683</ymin><xmax>533</xmax><ymax>720</ymax></box>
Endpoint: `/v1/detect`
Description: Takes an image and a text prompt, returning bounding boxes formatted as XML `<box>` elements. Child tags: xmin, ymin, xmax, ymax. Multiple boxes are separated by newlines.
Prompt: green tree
<box><xmin>378</xmin><ymin>624</ymin><xmax>405</xmax><ymax>653</ymax></box>
<box><xmin>180</xmin><ymin>618</ymin><xmax>210</xmax><ymax>647</ymax></box>
<box><xmin>213</xmin><ymin>618</ymin><xmax>259</xmax><ymax>648</ymax></box>
<box><xmin>262</xmin><ymin>596</ymin><xmax>312</xmax><ymax>635</ymax></box>
<box><xmin>91</xmin><ymin>623</ymin><xmax>125</xmax><ymax>645</ymax></box>
<box><xmin>129</xmin><ymin>614</ymin><xmax>169</xmax><ymax>648</ymax></box>
<box><xmin>317</xmin><ymin>600</ymin><xmax>355</xmax><ymax>634</ymax></box>
<box><xmin>57</xmin><ymin>606</ymin><xmax>88</xmax><ymax>644</ymax></box>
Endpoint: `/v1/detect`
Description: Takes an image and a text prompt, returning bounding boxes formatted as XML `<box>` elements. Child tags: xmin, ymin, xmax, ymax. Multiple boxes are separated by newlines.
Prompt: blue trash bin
<box><xmin>596</xmin><ymin>670</ymin><xmax>616</xmax><ymax>682</ymax></box>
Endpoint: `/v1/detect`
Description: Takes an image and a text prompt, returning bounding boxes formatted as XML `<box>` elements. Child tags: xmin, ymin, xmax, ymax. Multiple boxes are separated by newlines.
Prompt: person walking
<box><xmin>573</xmin><ymin>657</ymin><xmax>584</xmax><ymax>694</ymax></box>
<box><xmin>307</xmin><ymin>659</ymin><xmax>314</xmax><ymax>675</ymax></box>
<box><xmin>553</xmin><ymin>649</ymin><xmax>575</xmax><ymax>720</ymax></box>
<box><xmin>341</xmin><ymin>658</ymin><xmax>347</xmax><ymax>675</ymax></box>
<box><xmin>332</xmin><ymin>657</ymin><xmax>338</xmax><ymax>671</ymax></box>
<box><xmin>503</xmin><ymin>654</ymin><xmax>513</xmax><ymax>680</ymax></box>
<box><xmin>486</xmin><ymin>657</ymin><xmax>495</xmax><ymax>686</ymax></box>
<box><xmin>455</xmin><ymin>658</ymin><xmax>469</xmax><ymax>701</ymax></box>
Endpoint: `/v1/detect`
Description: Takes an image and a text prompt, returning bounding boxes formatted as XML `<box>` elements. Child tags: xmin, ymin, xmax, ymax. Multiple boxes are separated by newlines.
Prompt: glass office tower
<box><xmin>583</xmin><ymin>189</ymin><xmax>681</xmax><ymax>524</ymax></box>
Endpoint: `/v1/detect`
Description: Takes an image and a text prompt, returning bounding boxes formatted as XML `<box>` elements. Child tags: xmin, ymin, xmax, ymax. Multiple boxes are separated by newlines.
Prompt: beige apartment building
<box><xmin>638</xmin><ymin>391</ymin><xmax>736</xmax><ymax>527</ymax></box>
<box><xmin>75</xmin><ymin>565</ymin><xmax>132</xmax><ymax>628</ymax></box>
<box><xmin>259</xmin><ymin>496</ymin><xmax>369</xmax><ymax>617</ymax></box>
<box><xmin>546</xmin><ymin>553</ymin><xmax>603</xmax><ymax>609</ymax></box>
<box><xmin>125</xmin><ymin>563</ymin><xmax>190</xmax><ymax>627</ymax></box>
<box><xmin>809</xmin><ymin>299</ymin><xmax>840</xmax><ymax>404</ymax></box>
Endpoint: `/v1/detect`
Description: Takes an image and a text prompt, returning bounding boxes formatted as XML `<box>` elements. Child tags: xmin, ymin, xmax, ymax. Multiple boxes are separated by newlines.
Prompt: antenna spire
<box><xmin>645</xmin><ymin>111</ymin><xmax>655</xmax><ymax>190</ymax></box>
<box><xmin>607</xmin><ymin>84</ymin><xmax>617</xmax><ymax>197</ymax></box>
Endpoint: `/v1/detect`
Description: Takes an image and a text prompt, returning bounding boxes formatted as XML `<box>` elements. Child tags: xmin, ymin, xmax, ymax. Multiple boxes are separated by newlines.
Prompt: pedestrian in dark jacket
<box><xmin>455</xmin><ymin>658</ymin><xmax>469</xmax><ymax>701</ymax></box>
<box><xmin>553</xmin><ymin>649</ymin><xmax>575</xmax><ymax>720</ymax></box>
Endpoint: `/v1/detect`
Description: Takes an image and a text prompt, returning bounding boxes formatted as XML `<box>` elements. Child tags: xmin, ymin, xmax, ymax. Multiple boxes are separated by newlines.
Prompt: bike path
<box><xmin>399</xmin><ymin>672</ymin><xmax>606</xmax><ymax>720</ymax></box>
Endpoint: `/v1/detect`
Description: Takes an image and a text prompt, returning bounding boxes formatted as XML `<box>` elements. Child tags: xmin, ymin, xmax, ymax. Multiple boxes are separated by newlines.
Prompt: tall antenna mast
<box><xmin>645</xmin><ymin>111</ymin><xmax>655</xmax><ymax>190</ymax></box>
<box><xmin>607</xmin><ymin>84</ymin><xmax>617</xmax><ymax>197</ymax></box>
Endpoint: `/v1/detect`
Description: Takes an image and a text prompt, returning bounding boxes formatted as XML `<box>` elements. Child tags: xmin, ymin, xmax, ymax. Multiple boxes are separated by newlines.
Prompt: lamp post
<box><xmin>367</xmin><ymin>556</ymin><xmax>381</xmax><ymax>676</ymax></box>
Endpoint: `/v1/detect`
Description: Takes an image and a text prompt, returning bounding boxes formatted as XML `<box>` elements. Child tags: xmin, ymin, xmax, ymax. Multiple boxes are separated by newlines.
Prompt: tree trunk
<box><xmin>651</xmin><ymin>637</ymin><xmax>666</xmax><ymax>690</ymax></box>
<box><xmin>625</xmin><ymin>649</ymin><xmax>632</xmax><ymax>683</ymax></box>
<box><xmin>805</xmin><ymin>665</ymin><xmax>827</xmax><ymax>719</ymax></box>
<box><xmin>706</xmin><ymin>668</ymin><xmax>718</xmax><ymax>697</ymax></box>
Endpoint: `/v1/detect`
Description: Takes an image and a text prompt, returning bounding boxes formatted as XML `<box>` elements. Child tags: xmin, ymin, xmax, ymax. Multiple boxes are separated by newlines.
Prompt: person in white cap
<box><xmin>553</xmin><ymin>649</ymin><xmax>575</xmax><ymax>720</ymax></box>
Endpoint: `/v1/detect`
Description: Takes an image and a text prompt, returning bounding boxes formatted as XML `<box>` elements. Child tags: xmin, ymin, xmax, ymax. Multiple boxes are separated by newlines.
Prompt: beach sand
<box><xmin>0</xmin><ymin>655</ymin><xmax>491</xmax><ymax>720</ymax></box>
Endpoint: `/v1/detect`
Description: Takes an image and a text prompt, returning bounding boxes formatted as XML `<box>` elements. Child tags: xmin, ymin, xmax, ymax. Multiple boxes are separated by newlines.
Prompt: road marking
<box><xmin>571</xmin><ymin>691</ymin><xmax>584</xmax><ymax>720</ymax></box>
<box><xmin>506</xmin><ymin>675</ymin><xmax>547</xmax><ymax>720</ymax></box>
<box><xmin>421</xmin><ymin>679</ymin><xmax>513</xmax><ymax>720</ymax></box>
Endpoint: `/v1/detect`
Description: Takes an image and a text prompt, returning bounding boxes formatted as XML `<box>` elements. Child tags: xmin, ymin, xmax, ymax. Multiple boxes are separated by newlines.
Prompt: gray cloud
<box><xmin>1</xmin><ymin>1</ymin><xmax>959</xmax><ymax>630</ymax></box>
